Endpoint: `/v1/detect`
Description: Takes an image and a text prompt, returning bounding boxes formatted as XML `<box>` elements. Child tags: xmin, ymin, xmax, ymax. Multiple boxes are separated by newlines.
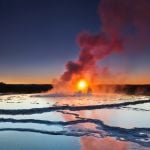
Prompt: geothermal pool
<box><xmin>0</xmin><ymin>94</ymin><xmax>149</xmax><ymax>150</ymax></box>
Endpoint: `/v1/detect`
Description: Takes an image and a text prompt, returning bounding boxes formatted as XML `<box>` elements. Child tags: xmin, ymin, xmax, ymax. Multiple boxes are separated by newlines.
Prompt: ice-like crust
<box><xmin>0</xmin><ymin>117</ymin><xmax>149</xmax><ymax>147</ymax></box>
<box><xmin>31</xmin><ymin>93</ymin><xmax>150</xmax><ymax>100</ymax></box>
<box><xmin>0</xmin><ymin>94</ymin><xmax>149</xmax><ymax>147</ymax></box>
<box><xmin>122</xmin><ymin>107</ymin><xmax>150</xmax><ymax>111</ymax></box>
<box><xmin>31</xmin><ymin>93</ymin><xmax>93</xmax><ymax>97</ymax></box>
<box><xmin>0</xmin><ymin>99</ymin><xmax>149</xmax><ymax>115</ymax></box>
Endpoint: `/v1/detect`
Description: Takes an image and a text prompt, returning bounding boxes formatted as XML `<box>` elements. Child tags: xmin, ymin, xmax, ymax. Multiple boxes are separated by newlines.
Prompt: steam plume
<box><xmin>56</xmin><ymin>0</ymin><xmax>150</xmax><ymax>92</ymax></box>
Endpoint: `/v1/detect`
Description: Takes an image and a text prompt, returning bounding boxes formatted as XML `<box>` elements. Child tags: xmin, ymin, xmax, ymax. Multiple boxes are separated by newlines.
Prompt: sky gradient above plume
<box><xmin>0</xmin><ymin>0</ymin><xmax>150</xmax><ymax>84</ymax></box>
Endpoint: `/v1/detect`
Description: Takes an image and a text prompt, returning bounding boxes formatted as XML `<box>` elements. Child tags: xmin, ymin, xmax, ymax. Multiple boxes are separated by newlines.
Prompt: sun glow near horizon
<box><xmin>76</xmin><ymin>79</ymin><xmax>89</xmax><ymax>93</ymax></box>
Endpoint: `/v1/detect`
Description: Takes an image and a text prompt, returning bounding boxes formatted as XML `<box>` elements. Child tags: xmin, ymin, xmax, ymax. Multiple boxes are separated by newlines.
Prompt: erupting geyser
<box><xmin>52</xmin><ymin>0</ymin><xmax>150</xmax><ymax>93</ymax></box>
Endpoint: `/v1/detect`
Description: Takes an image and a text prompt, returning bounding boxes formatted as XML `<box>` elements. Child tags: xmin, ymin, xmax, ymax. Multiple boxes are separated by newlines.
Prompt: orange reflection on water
<box><xmin>60</xmin><ymin>101</ymin><xmax>128</xmax><ymax>150</ymax></box>
<box><xmin>81</xmin><ymin>136</ymin><xmax>128</xmax><ymax>150</ymax></box>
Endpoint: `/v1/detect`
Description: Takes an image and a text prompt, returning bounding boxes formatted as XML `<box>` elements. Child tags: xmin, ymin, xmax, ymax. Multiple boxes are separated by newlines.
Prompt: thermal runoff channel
<box><xmin>52</xmin><ymin>0</ymin><xmax>150</xmax><ymax>93</ymax></box>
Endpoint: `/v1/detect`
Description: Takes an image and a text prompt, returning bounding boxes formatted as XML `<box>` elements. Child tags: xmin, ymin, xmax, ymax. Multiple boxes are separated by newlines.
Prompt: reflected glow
<box><xmin>0</xmin><ymin>94</ymin><xmax>149</xmax><ymax>150</ymax></box>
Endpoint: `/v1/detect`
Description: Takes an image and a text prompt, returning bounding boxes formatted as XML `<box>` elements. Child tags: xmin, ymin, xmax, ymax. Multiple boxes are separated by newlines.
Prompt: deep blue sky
<box><xmin>0</xmin><ymin>0</ymin><xmax>149</xmax><ymax>84</ymax></box>
<box><xmin>0</xmin><ymin>0</ymin><xmax>101</xmax><ymax>83</ymax></box>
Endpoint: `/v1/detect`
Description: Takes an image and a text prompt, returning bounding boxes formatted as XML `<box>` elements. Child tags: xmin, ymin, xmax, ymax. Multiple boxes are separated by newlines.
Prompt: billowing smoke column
<box><xmin>58</xmin><ymin>0</ymin><xmax>150</xmax><ymax>92</ymax></box>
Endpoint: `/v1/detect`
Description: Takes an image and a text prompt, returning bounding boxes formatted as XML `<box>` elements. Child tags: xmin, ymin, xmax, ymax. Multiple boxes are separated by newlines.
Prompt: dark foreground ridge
<box><xmin>0</xmin><ymin>82</ymin><xmax>53</xmax><ymax>94</ymax></box>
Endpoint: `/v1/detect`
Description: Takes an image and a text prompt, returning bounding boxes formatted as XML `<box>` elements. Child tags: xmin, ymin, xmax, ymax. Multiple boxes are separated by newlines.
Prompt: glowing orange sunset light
<box><xmin>76</xmin><ymin>79</ymin><xmax>89</xmax><ymax>93</ymax></box>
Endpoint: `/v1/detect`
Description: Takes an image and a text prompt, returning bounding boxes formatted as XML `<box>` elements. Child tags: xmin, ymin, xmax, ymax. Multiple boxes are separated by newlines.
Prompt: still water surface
<box><xmin>0</xmin><ymin>94</ymin><xmax>149</xmax><ymax>150</ymax></box>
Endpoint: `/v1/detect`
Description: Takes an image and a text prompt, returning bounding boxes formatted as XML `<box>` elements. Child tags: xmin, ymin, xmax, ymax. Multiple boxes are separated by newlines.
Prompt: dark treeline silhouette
<box><xmin>0</xmin><ymin>82</ymin><xmax>53</xmax><ymax>94</ymax></box>
<box><xmin>0</xmin><ymin>82</ymin><xmax>149</xmax><ymax>95</ymax></box>
<box><xmin>98</xmin><ymin>84</ymin><xmax>150</xmax><ymax>95</ymax></box>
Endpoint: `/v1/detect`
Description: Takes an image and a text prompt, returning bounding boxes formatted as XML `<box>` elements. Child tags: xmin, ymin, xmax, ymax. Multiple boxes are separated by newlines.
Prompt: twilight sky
<box><xmin>0</xmin><ymin>0</ymin><xmax>150</xmax><ymax>84</ymax></box>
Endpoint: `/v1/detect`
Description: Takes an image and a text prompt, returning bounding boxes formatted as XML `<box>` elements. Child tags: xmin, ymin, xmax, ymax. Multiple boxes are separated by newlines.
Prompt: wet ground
<box><xmin>0</xmin><ymin>93</ymin><xmax>149</xmax><ymax>150</ymax></box>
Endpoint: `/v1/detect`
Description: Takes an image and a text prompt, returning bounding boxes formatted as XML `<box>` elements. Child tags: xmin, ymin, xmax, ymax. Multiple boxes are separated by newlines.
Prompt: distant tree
<box><xmin>0</xmin><ymin>82</ymin><xmax>5</xmax><ymax>85</ymax></box>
